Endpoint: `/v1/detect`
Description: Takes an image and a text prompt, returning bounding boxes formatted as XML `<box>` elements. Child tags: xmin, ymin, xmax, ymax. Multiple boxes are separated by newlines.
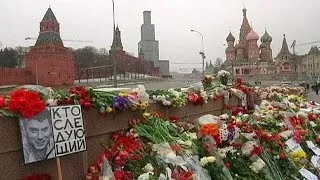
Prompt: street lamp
<box><xmin>255</xmin><ymin>61</ymin><xmax>259</xmax><ymax>85</ymax></box>
<box><xmin>231</xmin><ymin>61</ymin><xmax>234</xmax><ymax>83</ymax></box>
<box><xmin>191</xmin><ymin>29</ymin><xmax>205</xmax><ymax>78</ymax></box>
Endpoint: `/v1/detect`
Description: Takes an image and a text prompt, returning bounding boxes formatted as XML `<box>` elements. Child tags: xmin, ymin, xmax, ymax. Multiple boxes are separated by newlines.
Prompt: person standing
<box><xmin>315</xmin><ymin>83</ymin><xmax>319</xmax><ymax>95</ymax></box>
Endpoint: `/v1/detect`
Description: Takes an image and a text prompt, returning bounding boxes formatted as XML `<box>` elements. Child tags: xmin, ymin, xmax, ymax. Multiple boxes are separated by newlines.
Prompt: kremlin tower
<box><xmin>25</xmin><ymin>8</ymin><xmax>75</xmax><ymax>86</ymax></box>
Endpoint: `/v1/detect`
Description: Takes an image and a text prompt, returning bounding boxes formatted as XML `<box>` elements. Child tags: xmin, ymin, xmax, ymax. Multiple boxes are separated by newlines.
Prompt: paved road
<box><xmin>307</xmin><ymin>91</ymin><xmax>320</xmax><ymax>102</ymax></box>
<box><xmin>120</xmin><ymin>79</ymin><xmax>199</xmax><ymax>90</ymax></box>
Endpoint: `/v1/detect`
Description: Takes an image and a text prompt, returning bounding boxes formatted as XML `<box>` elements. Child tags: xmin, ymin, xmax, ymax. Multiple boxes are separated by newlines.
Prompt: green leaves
<box><xmin>0</xmin><ymin>109</ymin><xmax>19</xmax><ymax>118</ymax></box>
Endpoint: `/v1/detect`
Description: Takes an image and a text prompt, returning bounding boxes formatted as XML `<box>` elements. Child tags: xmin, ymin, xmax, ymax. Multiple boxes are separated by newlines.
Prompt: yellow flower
<box><xmin>106</xmin><ymin>106</ymin><xmax>113</xmax><ymax>113</ymax></box>
<box><xmin>291</xmin><ymin>150</ymin><xmax>306</xmax><ymax>159</ymax></box>
<box><xmin>143</xmin><ymin>112</ymin><xmax>151</xmax><ymax>119</ymax></box>
<box><xmin>119</xmin><ymin>92</ymin><xmax>127</xmax><ymax>97</ymax></box>
<box><xmin>140</xmin><ymin>101</ymin><xmax>149</xmax><ymax>109</ymax></box>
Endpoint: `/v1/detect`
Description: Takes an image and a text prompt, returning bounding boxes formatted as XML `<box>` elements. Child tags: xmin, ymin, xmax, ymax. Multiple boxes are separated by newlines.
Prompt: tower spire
<box><xmin>279</xmin><ymin>34</ymin><xmax>291</xmax><ymax>55</ymax></box>
<box><xmin>35</xmin><ymin>7</ymin><xmax>63</xmax><ymax>47</ymax></box>
<box><xmin>242</xmin><ymin>3</ymin><xmax>247</xmax><ymax>17</ymax></box>
<box><xmin>111</xmin><ymin>25</ymin><xmax>123</xmax><ymax>51</ymax></box>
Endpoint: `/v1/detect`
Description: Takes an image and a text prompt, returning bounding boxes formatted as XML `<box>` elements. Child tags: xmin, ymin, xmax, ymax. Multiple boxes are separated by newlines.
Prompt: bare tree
<box><xmin>214</xmin><ymin>57</ymin><xmax>224</xmax><ymax>70</ymax></box>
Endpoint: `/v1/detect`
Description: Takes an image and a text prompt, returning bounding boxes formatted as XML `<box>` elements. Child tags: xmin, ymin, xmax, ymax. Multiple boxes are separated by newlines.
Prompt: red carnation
<box><xmin>316</xmin><ymin>136</ymin><xmax>320</xmax><ymax>145</ymax></box>
<box><xmin>308</xmin><ymin>113</ymin><xmax>318</xmax><ymax>121</ymax></box>
<box><xmin>8</xmin><ymin>89</ymin><xmax>46</xmax><ymax>118</ymax></box>
<box><xmin>279</xmin><ymin>152</ymin><xmax>287</xmax><ymax>159</ymax></box>
<box><xmin>169</xmin><ymin>116</ymin><xmax>180</xmax><ymax>123</ymax></box>
<box><xmin>0</xmin><ymin>96</ymin><xmax>6</xmax><ymax>108</ymax></box>
<box><xmin>251</xmin><ymin>145</ymin><xmax>263</xmax><ymax>156</ymax></box>
<box><xmin>225</xmin><ymin>162</ymin><xmax>231</xmax><ymax>169</ymax></box>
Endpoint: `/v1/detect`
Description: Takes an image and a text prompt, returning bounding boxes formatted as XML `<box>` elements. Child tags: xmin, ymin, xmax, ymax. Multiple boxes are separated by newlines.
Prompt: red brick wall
<box><xmin>25</xmin><ymin>46</ymin><xmax>75</xmax><ymax>87</ymax></box>
<box><xmin>0</xmin><ymin>68</ymin><xmax>34</xmax><ymax>86</ymax></box>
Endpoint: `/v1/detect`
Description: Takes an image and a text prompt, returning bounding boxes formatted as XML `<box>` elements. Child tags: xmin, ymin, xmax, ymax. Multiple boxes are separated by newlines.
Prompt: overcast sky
<box><xmin>1</xmin><ymin>0</ymin><xmax>319</xmax><ymax>72</ymax></box>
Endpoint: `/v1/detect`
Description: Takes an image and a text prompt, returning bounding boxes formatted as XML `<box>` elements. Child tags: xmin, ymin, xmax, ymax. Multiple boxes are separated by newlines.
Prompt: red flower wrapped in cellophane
<box><xmin>69</xmin><ymin>86</ymin><xmax>92</xmax><ymax>109</ymax></box>
<box><xmin>8</xmin><ymin>89</ymin><xmax>46</xmax><ymax>118</ymax></box>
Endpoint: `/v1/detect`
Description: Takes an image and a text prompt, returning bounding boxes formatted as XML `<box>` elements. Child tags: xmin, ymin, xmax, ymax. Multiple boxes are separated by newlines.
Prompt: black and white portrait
<box><xmin>20</xmin><ymin>109</ymin><xmax>56</xmax><ymax>164</ymax></box>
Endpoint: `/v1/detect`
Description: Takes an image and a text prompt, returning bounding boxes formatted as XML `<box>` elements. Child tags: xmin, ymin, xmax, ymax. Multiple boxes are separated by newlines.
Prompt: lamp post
<box><xmin>111</xmin><ymin>0</ymin><xmax>117</xmax><ymax>88</ymax></box>
<box><xmin>191</xmin><ymin>29</ymin><xmax>205</xmax><ymax>78</ymax></box>
<box><xmin>255</xmin><ymin>61</ymin><xmax>259</xmax><ymax>85</ymax></box>
<box><xmin>231</xmin><ymin>61</ymin><xmax>234</xmax><ymax>83</ymax></box>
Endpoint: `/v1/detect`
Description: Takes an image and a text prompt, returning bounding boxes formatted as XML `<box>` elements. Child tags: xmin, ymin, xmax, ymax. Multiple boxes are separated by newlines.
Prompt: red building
<box><xmin>0</xmin><ymin>8</ymin><xmax>75</xmax><ymax>87</ymax></box>
<box><xmin>25</xmin><ymin>8</ymin><xmax>75</xmax><ymax>87</ymax></box>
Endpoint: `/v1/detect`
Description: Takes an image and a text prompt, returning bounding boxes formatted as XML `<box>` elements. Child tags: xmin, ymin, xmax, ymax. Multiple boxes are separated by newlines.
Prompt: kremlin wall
<box><xmin>0</xmin><ymin>8</ymin><xmax>161</xmax><ymax>87</ymax></box>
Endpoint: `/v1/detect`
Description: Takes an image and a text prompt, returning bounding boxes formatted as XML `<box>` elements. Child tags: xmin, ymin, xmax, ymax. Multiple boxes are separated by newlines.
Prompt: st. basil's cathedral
<box><xmin>223</xmin><ymin>6</ymin><xmax>302</xmax><ymax>81</ymax></box>
<box><xmin>224</xmin><ymin>7</ymin><xmax>275</xmax><ymax>78</ymax></box>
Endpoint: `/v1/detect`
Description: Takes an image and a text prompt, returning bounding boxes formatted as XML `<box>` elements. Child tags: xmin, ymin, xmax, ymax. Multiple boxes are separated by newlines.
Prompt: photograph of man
<box><xmin>20</xmin><ymin>109</ymin><xmax>55</xmax><ymax>164</ymax></box>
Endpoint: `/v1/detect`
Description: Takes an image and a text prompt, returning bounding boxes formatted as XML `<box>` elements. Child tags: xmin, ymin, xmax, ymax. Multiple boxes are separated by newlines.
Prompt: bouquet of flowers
<box><xmin>217</xmin><ymin>70</ymin><xmax>230</xmax><ymax>86</ymax></box>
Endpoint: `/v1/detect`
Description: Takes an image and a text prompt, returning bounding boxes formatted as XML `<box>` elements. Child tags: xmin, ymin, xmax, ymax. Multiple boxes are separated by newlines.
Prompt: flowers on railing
<box><xmin>201</xmin><ymin>75</ymin><xmax>215</xmax><ymax>90</ymax></box>
<box><xmin>84</xmin><ymin>82</ymin><xmax>320</xmax><ymax>179</ymax></box>
<box><xmin>149</xmin><ymin>88</ymin><xmax>188</xmax><ymax>107</ymax></box>
<box><xmin>0</xmin><ymin>89</ymin><xmax>47</xmax><ymax>118</ymax></box>
<box><xmin>217</xmin><ymin>70</ymin><xmax>230</xmax><ymax>86</ymax></box>
<box><xmin>0</xmin><ymin>82</ymin><xmax>242</xmax><ymax>119</ymax></box>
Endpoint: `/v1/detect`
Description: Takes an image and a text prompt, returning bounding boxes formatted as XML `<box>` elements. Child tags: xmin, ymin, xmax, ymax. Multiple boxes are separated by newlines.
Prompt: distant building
<box><xmin>109</xmin><ymin>25</ymin><xmax>160</xmax><ymax>78</ymax></box>
<box><xmin>205</xmin><ymin>60</ymin><xmax>219</xmax><ymax>74</ymax></box>
<box><xmin>300</xmin><ymin>46</ymin><xmax>320</xmax><ymax>79</ymax></box>
<box><xmin>138</xmin><ymin>11</ymin><xmax>170</xmax><ymax>77</ymax></box>
<box><xmin>0</xmin><ymin>8</ymin><xmax>75</xmax><ymax>87</ymax></box>
<box><xmin>224</xmin><ymin>7</ymin><xmax>275</xmax><ymax>79</ymax></box>
<box><xmin>274</xmin><ymin>34</ymin><xmax>299</xmax><ymax>78</ymax></box>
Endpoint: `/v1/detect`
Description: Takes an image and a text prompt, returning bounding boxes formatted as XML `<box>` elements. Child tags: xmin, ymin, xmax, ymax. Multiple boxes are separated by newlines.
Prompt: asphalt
<box><xmin>307</xmin><ymin>91</ymin><xmax>320</xmax><ymax>102</ymax></box>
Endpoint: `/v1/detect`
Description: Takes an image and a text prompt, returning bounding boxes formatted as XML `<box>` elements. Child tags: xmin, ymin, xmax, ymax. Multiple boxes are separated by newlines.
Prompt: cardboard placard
<box><xmin>20</xmin><ymin>105</ymin><xmax>86</xmax><ymax>164</ymax></box>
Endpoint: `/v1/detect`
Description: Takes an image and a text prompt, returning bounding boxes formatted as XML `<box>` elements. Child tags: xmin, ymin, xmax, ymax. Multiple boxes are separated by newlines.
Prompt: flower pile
<box><xmin>88</xmin><ymin>83</ymin><xmax>320</xmax><ymax>179</ymax></box>
<box><xmin>0</xmin><ymin>83</ymin><xmax>228</xmax><ymax>119</ymax></box>
<box><xmin>201</xmin><ymin>75</ymin><xmax>215</xmax><ymax>90</ymax></box>
<box><xmin>148</xmin><ymin>88</ymin><xmax>188</xmax><ymax>107</ymax></box>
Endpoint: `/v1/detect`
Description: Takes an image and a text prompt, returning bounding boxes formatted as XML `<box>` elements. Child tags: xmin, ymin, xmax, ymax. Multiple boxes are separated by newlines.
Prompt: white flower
<box><xmin>188</xmin><ymin>132</ymin><xmax>198</xmax><ymax>140</ymax></box>
<box><xmin>250</xmin><ymin>158</ymin><xmax>266</xmax><ymax>173</ymax></box>
<box><xmin>143</xmin><ymin>163</ymin><xmax>154</xmax><ymax>172</ymax></box>
<box><xmin>279</xmin><ymin>130</ymin><xmax>293</xmax><ymax>139</ymax></box>
<box><xmin>103</xmin><ymin>177</ymin><xmax>110</xmax><ymax>180</ymax></box>
<box><xmin>185</xmin><ymin>140</ymin><xmax>193</xmax><ymax>147</ymax></box>
<box><xmin>220</xmin><ymin>114</ymin><xmax>229</xmax><ymax>120</ymax></box>
<box><xmin>47</xmin><ymin>98</ymin><xmax>57</xmax><ymax>106</ymax></box>
<box><xmin>200</xmin><ymin>156</ymin><xmax>216</xmax><ymax>166</ymax></box>
<box><xmin>168</xmin><ymin>88</ymin><xmax>175</xmax><ymax>93</ymax></box>
<box><xmin>162</xmin><ymin>100</ymin><xmax>172</xmax><ymax>106</ymax></box>
<box><xmin>177</xmin><ymin>139</ymin><xmax>185</xmax><ymax>145</ymax></box>
<box><xmin>217</xmin><ymin>70</ymin><xmax>230</xmax><ymax>78</ymax></box>
<box><xmin>137</xmin><ymin>172</ymin><xmax>154</xmax><ymax>180</ymax></box>
<box><xmin>241</xmin><ymin>141</ymin><xmax>257</xmax><ymax>155</ymax></box>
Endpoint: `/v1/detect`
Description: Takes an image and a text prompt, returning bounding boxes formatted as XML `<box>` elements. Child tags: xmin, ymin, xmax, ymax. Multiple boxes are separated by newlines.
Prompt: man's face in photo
<box><xmin>25</xmin><ymin>119</ymin><xmax>51</xmax><ymax>151</ymax></box>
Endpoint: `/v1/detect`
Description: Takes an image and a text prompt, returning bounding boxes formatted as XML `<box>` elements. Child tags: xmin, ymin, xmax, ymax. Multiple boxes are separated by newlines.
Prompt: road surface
<box><xmin>307</xmin><ymin>92</ymin><xmax>320</xmax><ymax>102</ymax></box>
<box><xmin>119</xmin><ymin>79</ymin><xmax>199</xmax><ymax>90</ymax></box>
